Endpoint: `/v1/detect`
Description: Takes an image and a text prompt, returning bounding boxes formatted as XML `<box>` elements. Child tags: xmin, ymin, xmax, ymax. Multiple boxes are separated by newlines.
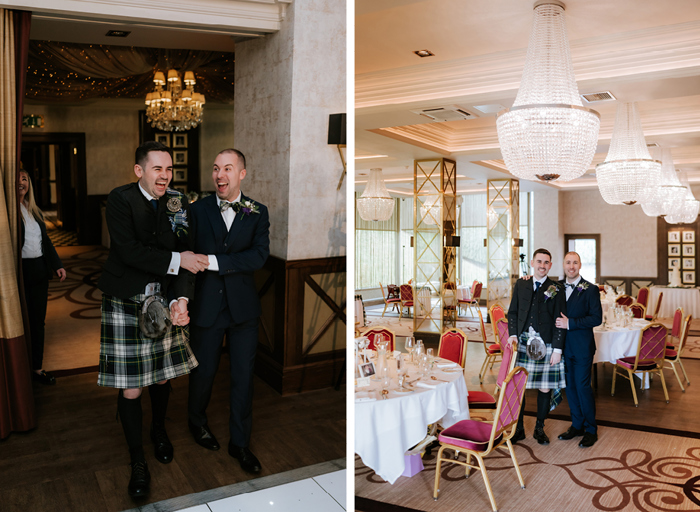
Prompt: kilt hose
<box><xmin>98</xmin><ymin>293</ymin><xmax>198</xmax><ymax>389</ymax></box>
<box><xmin>516</xmin><ymin>333</ymin><xmax>566</xmax><ymax>411</ymax></box>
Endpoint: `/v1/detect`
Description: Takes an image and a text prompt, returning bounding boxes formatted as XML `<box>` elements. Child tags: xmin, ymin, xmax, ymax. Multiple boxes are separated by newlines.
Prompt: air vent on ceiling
<box><xmin>409</xmin><ymin>105</ymin><xmax>477</xmax><ymax>122</ymax></box>
<box><xmin>647</xmin><ymin>142</ymin><xmax>660</xmax><ymax>148</ymax></box>
<box><xmin>581</xmin><ymin>91</ymin><xmax>616</xmax><ymax>103</ymax></box>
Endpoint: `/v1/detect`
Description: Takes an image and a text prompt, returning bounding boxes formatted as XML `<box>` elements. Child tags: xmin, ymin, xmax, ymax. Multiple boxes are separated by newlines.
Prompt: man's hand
<box><xmin>170</xmin><ymin>298</ymin><xmax>190</xmax><ymax>326</ymax></box>
<box><xmin>521</xmin><ymin>274</ymin><xmax>532</xmax><ymax>281</ymax></box>
<box><xmin>555</xmin><ymin>312</ymin><xmax>569</xmax><ymax>329</ymax></box>
<box><xmin>550</xmin><ymin>351</ymin><xmax>562</xmax><ymax>366</ymax></box>
<box><xmin>56</xmin><ymin>268</ymin><xmax>67</xmax><ymax>282</ymax></box>
<box><xmin>181</xmin><ymin>251</ymin><xmax>209</xmax><ymax>273</ymax></box>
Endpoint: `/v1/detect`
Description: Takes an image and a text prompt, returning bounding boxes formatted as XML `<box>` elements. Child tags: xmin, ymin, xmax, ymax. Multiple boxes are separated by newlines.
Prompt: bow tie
<box><xmin>566</xmin><ymin>283</ymin><xmax>576</xmax><ymax>289</ymax></box>
<box><xmin>219</xmin><ymin>201</ymin><xmax>240</xmax><ymax>213</ymax></box>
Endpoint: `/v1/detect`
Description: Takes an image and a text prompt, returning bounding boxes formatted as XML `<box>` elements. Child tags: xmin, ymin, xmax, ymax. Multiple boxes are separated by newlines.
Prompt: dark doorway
<box><xmin>21</xmin><ymin>133</ymin><xmax>87</xmax><ymax>244</ymax></box>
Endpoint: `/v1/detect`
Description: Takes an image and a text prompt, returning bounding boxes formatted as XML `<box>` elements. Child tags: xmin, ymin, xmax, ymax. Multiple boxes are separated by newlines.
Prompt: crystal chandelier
<box><xmin>665</xmin><ymin>171</ymin><xmax>700</xmax><ymax>224</ymax></box>
<box><xmin>357</xmin><ymin>168</ymin><xmax>394</xmax><ymax>221</ymax></box>
<box><xmin>420</xmin><ymin>195</ymin><xmax>441</xmax><ymax>225</ymax></box>
<box><xmin>596</xmin><ymin>102</ymin><xmax>661</xmax><ymax>205</ymax></box>
<box><xmin>145</xmin><ymin>70</ymin><xmax>206</xmax><ymax>132</ymax></box>
<box><xmin>496</xmin><ymin>0</ymin><xmax>600</xmax><ymax>182</ymax></box>
<box><xmin>641</xmin><ymin>149</ymin><xmax>686</xmax><ymax>217</ymax></box>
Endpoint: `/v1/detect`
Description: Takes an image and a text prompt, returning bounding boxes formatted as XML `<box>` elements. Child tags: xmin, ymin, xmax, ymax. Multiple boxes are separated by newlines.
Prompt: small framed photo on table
<box><xmin>669</xmin><ymin>258</ymin><xmax>681</xmax><ymax>269</ymax></box>
<box><xmin>683</xmin><ymin>244</ymin><xmax>695</xmax><ymax>257</ymax></box>
<box><xmin>683</xmin><ymin>258</ymin><xmax>695</xmax><ymax>270</ymax></box>
<box><xmin>358</xmin><ymin>361</ymin><xmax>376</xmax><ymax>378</ymax></box>
<box><xmin>669</xmin><ymin>244</ymin><xmax>681</xmax><ymax>256</ymax></box>
<box><xmin>173</xmin><ymin>150</ymin><xmax>188</xmax><ymax>165</ymax></box>
<box><xmin>155</xmin><ymin>133</ymin><xmax>170</xmax><ymax>146</ymax></box>
<box><xmin>683</xmin><ymin>231</ymin><xmax>695</xmax><ymax>243</ymax></box>
<box><xmin>173</xmin><ymin>134</ymin><xmax>188</xmax><ymax>148</ymax></box>
<box><xmin>669</xmin><ymin>231</ymin><xmax>681</xmax><ymax>243</ymax></box>
<box><xmin>683</xmin><ymin>271</ymin><xmax>696</xmax><ymax>284</ymax></box>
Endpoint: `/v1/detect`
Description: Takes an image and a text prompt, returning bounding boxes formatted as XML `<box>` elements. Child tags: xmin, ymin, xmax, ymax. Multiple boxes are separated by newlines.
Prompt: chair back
<box><xmin>379</xmin><ymin>282</ymin><xmax>387</xmax><ymax>301</ymax></box>
<box><xmin>363</xmin><ymin>326</ymin><xmax>396</xmax><ymax>352</ymax></box>
<box><xmin>598</xmin><ymin>284</ymin><xmax>606</xmax><ymax>292</ymax></box>
<box><xmin>477</xmin><ymin>308</ymin><xmax>488</xmax><ymax>344</ymax></box>
<box><xmin>444</xmin><ymin>281</ymin><xmax>456</xmax><ymax>290</ymax></box>
<box><xmin>399</xmin><ymin>284</ymin><xmax>413</xmax><ymax>302</ymax></box>
<box><xmin>676</xmin><ymin>314</ymin><xmax>693</xmax><ymax>358</ymax></box>
<box><xmin>637</xmin><ymin>323</ymin><xmax>668</xmax><ymax>364</ymax></box>
<box><xmin>672</xmin><ymin>307</ymin><xmax>684</xmax><ymax>339</ymax></box>
<box><xmin>495</xmin><ymin>337</ymin><xmax>517</xmax><ymax>388</ymax></box>
<box><xmin>616</xmin><ymin>295</ymin><xmax>634</xmax><ymax>306</ymax></box>
<box><xmin>489</xmin><ymin>303</ymin><xmax>506</xmax><ymax>325</ymax></box>
<box><xmin>636</xmin><ymin>286</ymin><xmax>650</xmax><ymax>308</ymax></box>
<box><xmin>653</xmin><ymin>292</ymin><xmax>663</xmax><ymax>319</ymax></box>
<box><xmin>495</xmin><ymin>317</ymin><xmax>509</xmax><ymax>350</ymax></box>
<box><xmin>629</xmin><ymin>303</ymin><xmax>645</xmax><ymax>319</ymax></box>
<box><xmin>438</xmin><ymin>328</ymin><xmax>468</xmax><ymax>367</ymax></box>
<box><xmin>472</xmin><ymin>282</ymin><xmax>483</xmax><ymax>301</ymax></box>
<box><xmin>493</xmin><ymin>367</ymin><xmax>529</xmax><ymax>437</ymax></box>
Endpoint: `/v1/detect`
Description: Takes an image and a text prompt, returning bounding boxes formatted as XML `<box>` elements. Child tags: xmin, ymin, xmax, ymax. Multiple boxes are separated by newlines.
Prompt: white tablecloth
<box><xmin>457</xmin><ymin>286</ymin><xmax>471</xmax><ymax>301</ymax></box>
<box><xmin>594</xmin><ymin>319</ymin><xmax>650</xmax><ymax>388</ymax></box>
<box><xmin>416</xmin><ymin>288</ymin><xmax>430</xmax><ymax>317</ymax></box>
<box><xmin>649</xmin><ymin>286</ymin><xmax>700</xmax><ymax>318</ymax></box>
<box><xmin>354</xmin><ymin>358</ymin><xmax>469</xmax><ymax>484</ymax></box>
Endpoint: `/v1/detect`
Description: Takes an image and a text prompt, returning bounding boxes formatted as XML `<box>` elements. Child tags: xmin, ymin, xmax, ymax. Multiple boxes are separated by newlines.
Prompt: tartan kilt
<box><xmin>98</xmin><ymin>293</ymin><xmax>198</xmax><ymax>388</ymax></box>
<box><xmin>515</xmin><ymin>333</ymin><xmax>566</xmax><ymax>390</ymax></box>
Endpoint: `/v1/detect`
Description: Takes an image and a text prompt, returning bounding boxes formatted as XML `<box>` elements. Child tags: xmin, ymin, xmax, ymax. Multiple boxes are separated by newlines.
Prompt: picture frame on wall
<box><xmin>683</xmin><ymin>231</ymin><xmax>695</xmax><ymax>243</ymax></box>
<box><xmin>156</xmin><ymin>133</ymin><xmax>170</xmax><ymax>146</ymax></box>
<box><xmin>669</xmin><ymin>244</ymin><xmax>681</xmax><ymax>256</ymax></box>
<box><xmin>669</xmin><ymin>258</ymin><xmax>681</xmax><ymax>269</ymax></box>
<box><xmin>174</xmin><ymin>168</ymin><xmax>187</xmax><ymax>182</ymax></box>
<box><xmin>173</xmin><ymin>184</ymin><xmax>188</xmax><ymax>194</ymax></box>
<box><xmin>683</xmin><ymin>271</ymin><xmax>696</xmax><ymax>284</ymax></box>
<box><xmin>683</xmin><ymin>244</ymin><xmax>696</xmax><ymax>257</ymax></box>
<box><xmin>669</xmin><ymin>231</ymin><xmax>681</xmax><ymax>243</ymax></box>
<box><xmin>173</xmin><ymin>150</ymin><xmax>188</xmax><ymax>165</ymax></box>
<box><xmin>173</xmin><ymin>134</ymin><xmax>188</xmax><ymax>148</ymax></box>
<box><xmin>683</xmin><ymin>258</ymin><xmax>695</xmax><ymax>270</ymax></box>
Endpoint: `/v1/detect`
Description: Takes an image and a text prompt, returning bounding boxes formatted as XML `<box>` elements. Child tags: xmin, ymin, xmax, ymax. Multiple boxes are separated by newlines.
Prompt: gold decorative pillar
<box><xmin>414</xmin><ymin>158</ymin><xmax>457</xmax><ymax>337</ymax></box>
<box><xmin>486</xmin><ymin>179</ymin><xmax>519</xmax><ymax>309</ymax></box>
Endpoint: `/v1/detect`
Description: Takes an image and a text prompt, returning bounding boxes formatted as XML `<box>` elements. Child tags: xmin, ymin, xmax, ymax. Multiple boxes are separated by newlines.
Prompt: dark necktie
<box><xmin>150</xmin><ymin>199</ymin><xmax>158</xmax><ymax>211</ymax></box>
<box><xmin>535</xmin><ymin>281</ymin><xmax>541</xmax><ymax>292</ymax></box>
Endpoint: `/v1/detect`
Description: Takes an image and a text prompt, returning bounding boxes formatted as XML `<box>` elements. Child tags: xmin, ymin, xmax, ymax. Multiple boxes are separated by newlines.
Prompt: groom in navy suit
<box><xmin>555</xmin><ymin>251</ymin><xmax>602</xmax><ymax>448</ymax></box>
<box><xmin>187</xmin><ymin>148</ymin><xmax>270</xmax><ymax>473</ymax></box>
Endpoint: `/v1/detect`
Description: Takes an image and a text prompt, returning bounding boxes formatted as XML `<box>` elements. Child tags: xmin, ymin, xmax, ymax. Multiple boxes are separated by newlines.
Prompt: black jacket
<box><xmin>20</xmin><ymin>211</ymin><xmax>63</xmax><ymax>277</ymax></box>
<box><xmin>508</xmin><ymin>276</ymin><xmax>567</xmax><ymax>350</ymax></box>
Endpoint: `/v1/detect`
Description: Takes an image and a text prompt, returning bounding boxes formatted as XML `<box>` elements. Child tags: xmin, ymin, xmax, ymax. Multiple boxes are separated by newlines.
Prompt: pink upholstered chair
<box><xmin>665</xmin><ymin>313</ymin><xmax>692</xmax><ymax>392</ymax></box>
<box><xmin>468</xmin><ymin>338</ymin><xmax>518</xmax><ymax>419</ymax></box>
<box><xmin>629</xmin><ymin>303</ymin><xmax>646</xmax><ymax>319</ymax></box>
<box><xmin>616</xmin><ymin>294</ymin><xmax>634</xmax><ymax>306</ymax></box>
<box><xmin>399</xmin><ymin>284</ymin><xmax>414</xmax><ymax>319</ymax></box>
<box><xmin>460</xmin><ymin>281</ymin><xmax>482</xmax><ymax>318</ymax></box>
<box><xmin>362</xmin><ymin>326</ymin><xmax>395</xmax><ymax>352</ymax></box>
<box><xmin>646</xmin><ymin>292</ymin><xmax>663</xmax><ymax>321</ymax></box>
<box><xmin>611</xmin><ymin>323</ymin><xmax>670</xmax><ymax>407</ymax></box>
<box><xmin>379</xmin><ymin>282</ymin><xmax>401</xmax><ymax>317</ymax></box>
<box><xmin>636</xmin><ymin>286</ymin><xmax>650</xmax><ymax>308</ymax></box>
<box><xmin>488</xmin><ymin>303</ymin><xmax>505</xmax><ymax>326</ymax></box>
<box><xmin>438</xmin><ymin>328</ymin><xmax>468</xmax><ymax>368</ymax></box>
<box><xmin>477</xmin><ymin>312</ymin><xmax>504</xmax><ymax>384</ymax></box>
<box><xmin>432</xmin><ymin>366</ymin><xmax>529</xmax><ymax>510</ymax></box>
<box><xmin>667</xmin><ymin>307</ymin><xmax>684</xmax><ymax>349</ymax></box>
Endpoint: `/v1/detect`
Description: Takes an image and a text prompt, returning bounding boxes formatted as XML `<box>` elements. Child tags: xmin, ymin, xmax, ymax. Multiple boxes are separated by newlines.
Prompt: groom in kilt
<box><xmin>98</xmin><ymin>141</ymin><xmax>209</xmax><ymax>498</ymax></box>
<box><xmin>507</xmin><ymin>248</ymin><xmax>567</xmax><ymax>445</ymax></box>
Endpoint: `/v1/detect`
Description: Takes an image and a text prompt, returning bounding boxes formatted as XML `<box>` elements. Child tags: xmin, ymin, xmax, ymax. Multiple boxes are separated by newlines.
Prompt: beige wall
<box><xmin>532</xmin><ymin>189</ymin><xmax>564</xmax><ymax>280</ymax></box>
<box><xmin>199</xmin><ymin>106</ymin><xmax>236</xmax><ymax>191</ymax></box>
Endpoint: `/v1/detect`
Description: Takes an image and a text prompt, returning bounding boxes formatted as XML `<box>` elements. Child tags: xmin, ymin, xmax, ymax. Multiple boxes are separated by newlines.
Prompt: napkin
<box><xmin>415</xmin><ymin>381</ymin><xmax>439</xmax><ymax>389</ymax></box>
<box><xmin>355</xmin><ymin>391</ymin><xmax>377</xmax><ymax>402</ymax></box>
<box><xmin>437</xmin><ymin>362</ymin><xmax>458</xmax><ymax>368</ymax></box>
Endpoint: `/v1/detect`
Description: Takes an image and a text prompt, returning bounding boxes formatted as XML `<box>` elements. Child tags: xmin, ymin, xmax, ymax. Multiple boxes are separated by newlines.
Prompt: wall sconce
<box><xmin>328</xmin><ymin>113</ymin><xmax>346</xmax><ymax>190</ymax></box>
<box><xmin>513</xmin><ymin>238</ymin><xmax>523</xmax><ymax>247</ymax></box>
<box><xmin>22</xmin><ymin>114</ymin><xmax>44</xmax><ymax>128</ymax></box>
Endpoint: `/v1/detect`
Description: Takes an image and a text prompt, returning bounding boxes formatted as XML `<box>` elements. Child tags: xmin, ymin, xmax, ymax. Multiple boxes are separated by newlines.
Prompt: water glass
<box><xmin>405</xmin><ymin>337</ymin><xmax>415</xmax><ymax>361</ymax></box>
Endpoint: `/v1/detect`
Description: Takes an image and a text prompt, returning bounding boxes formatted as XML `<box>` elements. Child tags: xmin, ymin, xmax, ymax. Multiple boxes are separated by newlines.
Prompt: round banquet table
<box><xmin>354</xmin><ymin>357</ymin><xmax>469</xmax><ymax>484</ymax></box>
<box><xmin>594</xmin><ymin>319</ymin><xmax>651</xmax><ymax>388</ymax></box>
<box><xmin>649</xmin><ymin>286</ymin><xmax>700</xmax><ymax>318</ymax></box>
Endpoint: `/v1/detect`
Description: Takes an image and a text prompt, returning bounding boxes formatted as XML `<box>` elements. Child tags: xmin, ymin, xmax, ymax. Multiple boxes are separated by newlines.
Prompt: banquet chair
<box><xmin>469</xmin><ymin>338</ymin><xmax>518</xmax><ymax>419</ymax></box>
<box><xmin>438</xmin><ymin>328</ymin><xmax>468</xmax><ymax>368</ymax></box>
<box><xmin>636</xmin><ymin>286</ymin><xmax>650</xmax><ymax>308</ymax></box>
<box><xmin>645</xmin><ymin>292</ymin><xmax>663</xmax><ymax>321</ymax></box>
<box><xmin>432</xmin><ymin>366</ymin><xmax>529</xmax><ymax>511</ymax></box>
<box><xmin>629</xmin><ymin>303</ymin><xmax>646</xmax><ymax>319</ymax></box>
<box><xmin>443</xmin><ymin>282</ymin><xmax>458</xmax><ymax>326</ymax></box>
<box><xmin>611</xmin><ymin>323</ymin><xmax>670</xmax><ymax>407</ymax></box>
<box><xmin>489</xmin><ymin>303</ymin><xmax>506</xmax><ymax>327</ymax></box>
<box><xmin>379</xmin><ymin>282</ymin><xmax>401</xmax><ymax>317</ymax></box>
<box><xmin>399</xmin><ymin>284</ymin><xmax>414</xmax><ymax>320</ymax></box>
<box><xmin>478</xmin><ymin>315</ymin><xmax>506</xmax><ymax>385</ymax></box>
<box><xmin>461</xmin><ymin>281</ymin><xmax>483</xmax><ymax>318</ymax></box>
<box><xmin>665</xmin><ymin>313</ymin><xmax>692</xmax><ymax>392</ymax></box>
<box><xmin>667</xmin><ymin>307</ymin><xmax>684</xmax><ymax>349</ymax></box>
<box><xmin>362</xmin><ymin>326</ymin><xmax>395</xmax><ymax>352</ymax></box>
<box><xmin>616</xmin><ymin>295</ymin><xmax>634</xmax><ymax>306</ymax></box>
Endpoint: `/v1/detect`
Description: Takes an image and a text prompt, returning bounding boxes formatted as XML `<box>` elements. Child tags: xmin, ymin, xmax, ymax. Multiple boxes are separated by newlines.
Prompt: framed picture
<box><xmin>669</xmin><ymin>258</ymin><xmax>681</xmax><ymax>269</ymax></box>
<box><xmin>155</xmin><ymin>133</ymin><xmax>170</xmax><ymax>146</ymax></box>
<box><xmin>173</xmin><ymin>168</ymin><xmax>188</xmax><ymax>182</ymax></box>
<box><xmin>669</xmin><ymin>244</ymin><xmax>681</xmax><ymax>256</ymax></box>
<box><xmin>669</xmin><ymin>231</ymin><xmax>681</xmax><ymax>243</ymax></box>
<box><xmin>173</xmin><ymin>184</ymin><xmax>188</xmax><ymax>194</ymax></box>
<box><xmin>173</xmin><ymin>134</ymin><xmax>188</xmax><ymax>148</ymax></box>
<box><xmin>683</xmin><ymin>244</ymin><xmax>696</xmax><ymax>257</ymax></box>
<box><xmin>173</xmin><ymin>150</ymin><xmax>188</xmax><ymax>165</ymax></box>
<box><xmin>683</xmin><ymin>271</ymin><xmax>696</xmax><ymax>284</ymax></box>
<box><xmin>683</xmin><ymin>231</ymin><xmax>696</xmax><ymax>243</ymax></box>
<box><xmin>683</xmin><ymin>258</ymin><xmax>695</xmax><ymax>270</ymax></box>
<box><xmin>358</xmin><ymin>361</ymin><xmax>376</xmax><ymax>378</ymax></box>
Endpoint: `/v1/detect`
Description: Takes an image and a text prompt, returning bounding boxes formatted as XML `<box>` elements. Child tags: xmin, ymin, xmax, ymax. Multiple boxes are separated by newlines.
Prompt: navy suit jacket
<box><xmin>190</xmin><ymin>193</ymin><xmax>270</xmax><ymax>328</ymax></box>
<box><xmin>560</xmin><ymin>278</ymin><xmax>603</xmax><ymax>357</ymax></box>
<box><xmin>508</xmin><ymin>276</ymin><xmax>567</xmax><ymax>350</ymax></box>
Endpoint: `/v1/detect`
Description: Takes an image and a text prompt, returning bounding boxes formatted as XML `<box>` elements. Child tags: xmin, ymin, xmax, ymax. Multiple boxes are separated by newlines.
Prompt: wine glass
<box><xmin>426</xmin><ymin>348</ymin><xmax>434</xmax><ymax>376</ymax></box>
<box><xmin>396</xmin><ymin>354</ymin><xmax>407</xmax><ymax>390</ymax></box>
<box><xmin>405</xmin><ymin>337</ymin><xmax>415</xmax><ymax>363</ymax></box>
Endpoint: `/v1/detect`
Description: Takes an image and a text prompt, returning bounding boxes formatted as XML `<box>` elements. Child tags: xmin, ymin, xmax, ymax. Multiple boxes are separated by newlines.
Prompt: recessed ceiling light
<box><xmin>413</xmin><ymin>49</ymin><xmax>434</xmax><ymax>58</ymax></box>
<box><xmin>106</xmin><ymin>30</ymin><xmax>131</xmax><ymax>37</ymax></box>
<box><xmin>358</xmin><ymin>172</ymin><xmax>368</xmax><ymax>176</ymax></box>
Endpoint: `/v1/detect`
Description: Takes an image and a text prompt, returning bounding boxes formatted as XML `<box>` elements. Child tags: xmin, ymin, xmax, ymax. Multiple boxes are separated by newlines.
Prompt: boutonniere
<box><xmin>165</xmin><ymin>190</ymin><xmax>188</xmax><ymax>237</ymax></box>
<box><xmin>544</xmin><ymin>284</ymin><xmax>559</xmax><ymax>301</ymax></box>
<box><xmin>233</xmin><ymin>199</ymin><xmax>260</xmax><ymax>216</ymax></box>
<box><xmin>576</xmin><ymin>281</ymin><xmax>590</xmax><ymax>292</ymax></box>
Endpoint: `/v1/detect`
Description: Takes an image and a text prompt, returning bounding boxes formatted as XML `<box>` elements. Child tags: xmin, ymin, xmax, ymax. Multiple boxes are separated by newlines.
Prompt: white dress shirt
<box><xmin>565</xmin><ymin>276</ymin><xmax>582</xmax><ymax>301</ymax></box>
<box><xmin>138</xmin><ymin>183</ymin><xmax>180</xmax><ymax>274</ymax></box>
<box><xmin>20</xmin><ymin>203</ymin><xmax>43</xmax><ymax>259</ymax></box>
<box><xmin>207</xmin><ymin>192</ymin><xmax>241</xmax><ymax>272</ymax></box>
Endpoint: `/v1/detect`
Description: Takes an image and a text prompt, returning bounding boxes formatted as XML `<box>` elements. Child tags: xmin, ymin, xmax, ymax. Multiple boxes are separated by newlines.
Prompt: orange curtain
<box><xmin>0</xmin><ymin>8</ymin><xmax>34</xmax><ymax>440</ymax></box>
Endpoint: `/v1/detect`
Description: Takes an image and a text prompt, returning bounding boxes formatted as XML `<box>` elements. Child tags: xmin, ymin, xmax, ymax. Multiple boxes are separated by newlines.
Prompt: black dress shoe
<box><xmin>150</xmin><ymin>423</ymin><xmax>174</xmax><ymax>464</ymax></box>
<box><xmin>188</xmin><ymin>420</ymin><xmax>220</xmax><ymax>451</ymax></box>
<box><xmin>533</xmin><ymin>425</ymin><xmax>550</xmax><ymax>445</ymax></box>
<box><xmin>127</xmin><ymin>461</ymin><xmax>150</xmax><ymax>499</ymax></box>
<box><xmin>228</xmin><ymin>444</ymin><xmax>262</xmax><ymax>473</ymax></box>
<box><xmin>32</xmin><ymin>370</ymin><xmax>56</xmax><ymax>385</ymax></box>
<box><xmin>558</xmin><ymin>427</ymin><xmax>584</xmax><ymax>440</ymax></box>
<box><xmin>579</xmin><ymin>432</ymin><xmax>598</xmax><ymax>448</ymax></box>
<box><xmin>511</xmin><ymin>427</ymin><xmax>526</xmax><ymax>444</ymax></box>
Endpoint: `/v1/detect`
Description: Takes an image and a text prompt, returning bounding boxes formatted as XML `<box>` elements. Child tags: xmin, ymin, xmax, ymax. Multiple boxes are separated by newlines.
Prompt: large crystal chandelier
<box><xmin>596</xmin><ymin>102</ymin><xmax>661</xmax><ymax>205</ymax></box>
<box><xmin>145</xmin><ymin>70</ymin><xmax>205</xmax><ymax>132</ymax></box>
<box><xmin>496</xmin><ymin>0</ymin><xmax>600</xmax><ymax>182</ymax></box>
<box><xmin>666</xmin><ymin>171</ymin><xmax>700</xmax><ymax>224</ymax></box>
<box><xmin>641</xmin><ymin>149</ymin><xmax>686</xmax><ymax>217</ymax></box>
<box><xmin>357</xmin><ymin>168</ymin><xmax>394</xmax><ymax>221</ymax></box>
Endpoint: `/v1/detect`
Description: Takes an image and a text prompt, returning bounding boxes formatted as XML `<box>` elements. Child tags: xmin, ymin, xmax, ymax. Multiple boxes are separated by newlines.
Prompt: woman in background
<box><xmin>18</xmin><ymin>170</ymin><xmax>66</xmax><ymax>385</ymax></box>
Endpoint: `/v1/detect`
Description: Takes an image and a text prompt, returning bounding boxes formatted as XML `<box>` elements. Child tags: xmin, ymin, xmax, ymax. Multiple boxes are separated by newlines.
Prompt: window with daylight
<box><xmin>355</xmin><ymin>193</ymin><xmax>399</xmax><ymax>290</ymax></box>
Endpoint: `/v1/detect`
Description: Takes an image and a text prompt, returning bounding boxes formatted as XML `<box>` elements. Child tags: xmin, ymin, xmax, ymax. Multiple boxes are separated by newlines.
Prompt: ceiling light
<box><xmin>496</xmin><ymin>1</ymin><xmax>600</xmax><ymax>182</ymax></box>
<box><xmin>666</xmin><ymin>171</ymin><xmax>700</xmax><ymax>224</ymax></box>
<box><xmin>641</xmin><ymin>149</ymin><xmax>685</xmax><ymax>217</ymax></box>
<box><xmin>145</xmin><ymin>69</ymin><xmax>205</xmax><ymax>132</ymax></box>
<box><xmin>414</xmin><ymin>50</ymin><xmax>434</xmax><ymax>58</ymax></box>
<box><xmin>596</xmin><ymin>102</ymin><xmax>661</xmax><ymax>205</ymax></box>
<box><xmin>356</xmin><ymin>168</ymin><xmax>394</xmax><ymax>221</ymax></box>
<box><xmin>105</xmin><ymin>30</ymin><xmax>130</xmax><ymax>37</ymax></box>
